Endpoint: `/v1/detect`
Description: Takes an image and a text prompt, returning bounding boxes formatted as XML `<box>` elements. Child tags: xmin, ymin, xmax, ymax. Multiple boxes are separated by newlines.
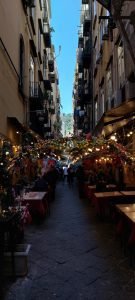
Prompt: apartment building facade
<box><xmin>73</xmin><ymin>0</ymin><xmax>135</xmax><ymax>147</ymax></box>
<box><xmin>73</xmin><ymin>0</ymin><xmax>93</xmax><ymax>136</ymax></box>
<box><xmin>0</xmin><ymin>0</ymin><xmax>61</xmax><ymax>145</ymax></box>
<box><xmin>92</xmin><ymin>0</ymin><xmax>135</xmax><ymax>139</ymax></box>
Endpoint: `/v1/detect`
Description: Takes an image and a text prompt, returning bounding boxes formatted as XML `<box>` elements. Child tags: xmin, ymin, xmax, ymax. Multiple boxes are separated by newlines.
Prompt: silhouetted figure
<box><xmin>32</xmin><ymin>174</ymin><xmax>49</xmax><ymax>192</ymax></box>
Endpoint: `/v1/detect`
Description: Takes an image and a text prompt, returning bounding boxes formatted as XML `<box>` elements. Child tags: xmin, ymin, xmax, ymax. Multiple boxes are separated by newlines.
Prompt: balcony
<box><xmin>48</xmin><ymin>60</ymin><xmax>54</xmax><ymax>72</ymax></box>
<box><xmin>77</xmin><ymin>116</ymin><xmax>84</xmax><ymax>130</ymax></box>
<box><xmin>82</xmin><ymin>92</ymin><xmax>92</xmax><ymax>104</ymax></box>
<box><xmin>82</xmin><ymin>0</ymin><xmax>89</xmax><ymax>4</ymax></box>
<box><xmin>83</xmin><ymin>19</ymin><xmax>91</xmax><ymax>36</ymax></box>
<box><xmin>30</xmin><ymin>113</ymin><xmax>44</xmax><ymax>138</ymax></box>
<box><xmin>49</xmin><ymin>73</ymin><xmax>55</xmax><ymax>83</ymax></box>
<box><xmin>78</xmin><ymin>63</ymin><xmax>83</xmax><ymax>73</ymax></box>
<box><xmin>29</xmin><ymin>82</ymin><xmax>44</xmax><ymax>111</ymax></box>
<box><xmin>43</xmin><ymin>79</ymin><xmax>52</xmax><ymax>91</ymax></box>
<box><xmin>29</xmin><ymin>82</ymin><xmax>43</xmax><ymax>98</ymax></box>
<box><xmin>78</xmin><ymin>86</ymin><xmax>83</xmax><ymax>98</ymax></box>
<box><xmin>43</xmin><ymin>32</ymin><xmax>51</xmax><ymax>48</ymax></box>
<box><xmin>82</xmin><ymin>49</ymin><xmax>91</xmax><ymax>69</ymax></box>
<box><xmin>78</xmin><ymin>37</ymin><xmax>84</xmax><ymax>48</ymax></box>
<box><xmin>22</xmin><ymin>0</ymin><xmax>35</xmax><ymax>12</ymax></box>
<box><xmin>22</xmin><ymin>0</ymin><xmax>35</xmax><ymax>7</ymax></box>
<box><xmin>43</xmin><ymin>24</ymin><xmax>51</xmax><ymax>48</ymax></box>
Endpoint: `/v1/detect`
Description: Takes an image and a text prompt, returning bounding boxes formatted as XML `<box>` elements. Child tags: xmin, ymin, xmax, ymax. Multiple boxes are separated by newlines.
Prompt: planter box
<box><xmin>4</xmin><ymin>244</ymin><xmax>31</xmax><ymax>277</ymax></box>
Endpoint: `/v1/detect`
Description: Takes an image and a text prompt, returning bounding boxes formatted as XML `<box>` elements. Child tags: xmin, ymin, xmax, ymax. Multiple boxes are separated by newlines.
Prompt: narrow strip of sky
<box><xmin>51</xmin><ymin>0</ymin><xmax>81</xmax><ymax>114</ymax></box>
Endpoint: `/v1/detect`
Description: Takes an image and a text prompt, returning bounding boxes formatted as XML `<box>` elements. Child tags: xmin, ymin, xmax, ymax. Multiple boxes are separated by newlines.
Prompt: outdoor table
<box><xmin>116</xmin><ymin>204</ymin><xmax>135</xmax><ymax>213</ymax></box>
<box><xmin>120</xmin><ymin>191</ymin><xmax>135</xmax><ymax>197</ymax></box>
<box><xmin>115</xmin><ymin>205</ymin><xmax>135</xmax><ymax>265</ymax></box>
<box><xmin>93</xmin><ymin>191</ymin><xmax>123</xmax><ymax>218</ymax></box>
<box><xmin>115</xmin><ymin>204</ymin><xmax>135</xmax><ymax>236</ymax></box>
<box><xmin>21</xmin><ymin>192</ymin><xmax>48</xmax><ymax>218</ymax></box>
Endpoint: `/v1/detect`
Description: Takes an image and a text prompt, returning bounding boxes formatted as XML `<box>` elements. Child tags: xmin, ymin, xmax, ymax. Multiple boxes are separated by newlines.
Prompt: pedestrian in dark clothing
<box><xmin>32</xmin><ymin>174</ymin><xmax>49</xmax><ymax>192</ymax></box>
<box><xmin>44</xmin><ymin>165</ymin><xmax>58</xmax><ymax>201</ymax></box>
<box><xmin>67</xmin><ymin>166</ymin><xmax>74</xmax><ymax>186</ymax></box>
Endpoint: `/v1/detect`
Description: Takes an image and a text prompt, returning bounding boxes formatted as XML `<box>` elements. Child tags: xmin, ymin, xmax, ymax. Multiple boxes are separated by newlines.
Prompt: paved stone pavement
<box><xmin>2</xmin><ymin>181</ymin><xmax>135</xmax><ymax>300</ymax></box>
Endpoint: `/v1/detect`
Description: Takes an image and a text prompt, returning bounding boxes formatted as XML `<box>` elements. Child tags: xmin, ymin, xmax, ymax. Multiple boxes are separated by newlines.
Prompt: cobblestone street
<box><xmin>3</xmin><ymin>181</ymin><xmax>135</xmax><ymax>300</ymax></box>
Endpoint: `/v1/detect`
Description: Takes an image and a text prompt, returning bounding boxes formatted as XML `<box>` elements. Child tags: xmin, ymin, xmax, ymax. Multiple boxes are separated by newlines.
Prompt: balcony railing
<box><xmin>82</xmin><ymin>92</ymin><xmax>92</xmax><ymax>104</ymax></box>
<box><xmin>83</xmin><ymin>19</ymin><xmax>91</xmax><ymax>36</ymax></box>
<box><xmin>78</xmin><ymin>63</ymin><xmax>83</xmax><ymax>73</ymax></box>
<box><xmin>29</xmin><ymin>82</ymin><xmax>43</xmax><ymax>99</ymax></box>
<box><xmin>82</xmin><ymin>48</ymin><xmax>91</xmax><ymax>68</ymax></box>
<box><xmin>78</xmin><ymin>37</ymin><xmax>84</xmax><ymax>48</ymax></box>
<box><xmin>82</xmin><ymin>0</ymin><xmax>89</xmax><ymax>4</ymax></box>
<box><xmin>43</xmin><ymin>23</ymin><xmax>51</xmax><ymax>48</ymax></box>
<box><xmin>49</xmin><ymin>73</ymin><xmax>55</xmax><ymax>83</ymax></box>
<box><xmin>43</xmin><ymin>79</ymin><xmax>52</xmax><ymax>91</ymax></box>
<box><xmin>48</xmin><ymin>60</ymin><xmax>54</xmax><ymax>72</ymax></box>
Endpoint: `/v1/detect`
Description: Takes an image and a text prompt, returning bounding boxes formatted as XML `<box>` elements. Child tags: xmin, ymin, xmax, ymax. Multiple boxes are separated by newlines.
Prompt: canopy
<box><xmin>93</xmin><ymin>98</ymin><xmax>135</xmax><ymax>137</ymax></box>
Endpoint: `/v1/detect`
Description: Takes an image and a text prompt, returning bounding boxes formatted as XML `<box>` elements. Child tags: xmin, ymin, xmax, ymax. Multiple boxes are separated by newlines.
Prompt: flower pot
<box><xmin>4</xmin><ymin>244</ymin><xmax>31</xmax><ymax>277</ymax></box>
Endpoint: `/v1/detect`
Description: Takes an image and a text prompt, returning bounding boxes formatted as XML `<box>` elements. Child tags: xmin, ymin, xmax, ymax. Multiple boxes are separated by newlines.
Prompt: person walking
<box><xmin>63</xmin><ymin>165</ymin><xmax>68</xmax><ymax>183</ymax></box>
<box><xmin>67</xmin><ymin>165</ymin><xmax>74</xmax><ymax>186</ymax></box>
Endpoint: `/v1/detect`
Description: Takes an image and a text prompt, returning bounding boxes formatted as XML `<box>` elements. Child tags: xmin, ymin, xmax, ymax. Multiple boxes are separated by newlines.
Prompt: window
<box><xmin>100</xmin><ymin>10</ymin><xmax>109</xmax><ymax>44</ymax></box>
<box><xmin>39</xmin><ymin>0</ymin><xmax>43</xmax><ymax>10</ymax></box>
<box><xmin>106</xmin><ymin>61</ymin><xmax>113</xmax><ymax>110</ymax></box>
<box><xmin>100</xmin><ymin>87</ymin><xmax>105</xmax><ymax>117</ymax></box>
<box><xmin>29</xmin><ymin>55</ymin><xmax>35</xmax><ymax>96</ymax></box>
<box><xmin>117</xmin><ymin>41</ymin><xmax>125</xmax><ymax>88</ymax></box>
<box><xmin>93</xmin><ymin>0</ymin><xmax>97</xmax><ymax>16</ymax></box>
<box><xmin>38</xmin><ymin>25</ymin><xmax>41</xmax><ymax>53</ymax></box>
<box><xmin>95</xmin><ymin>97</ymin><xmax>98</xmax><ymax>124</ymax></box>
<box><xmin>43</xmin><ymin>53</ymin><xmax>47</xmax><ymax>80</ymax></box>
<box><xmin>29</xmin><ymin>0</ymin><xmax>36</xmax><ymax>34</ymax></box>
<box><xmin>19</xmin><ymin>35</ymin><xmax>25</xmax><ymax>92</ymax></box>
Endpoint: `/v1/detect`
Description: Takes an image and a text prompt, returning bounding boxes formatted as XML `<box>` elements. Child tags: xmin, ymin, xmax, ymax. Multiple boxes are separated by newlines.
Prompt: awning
<box><xmin>7</xmin><ymin>117</ymin><xmax>26</xmax><ymax>133</ymax></box>
<box><xmin>93</xmin><ymin>98</ymin><xmax>135</xmax><ymax>136</ymax></box>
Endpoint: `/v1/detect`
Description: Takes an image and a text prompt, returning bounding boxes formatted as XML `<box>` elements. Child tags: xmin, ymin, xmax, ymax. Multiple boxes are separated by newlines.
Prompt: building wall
<box><xmin>0</xmin><ymin>0</ymin><xmax>61</xmax><ymax>141</ymax></box>
<box><xmin>0</xmin><ymin>0</ymin><xmax>28</xmax><ymax>136</ymax></box>
<box><xmin>92</xmin><ymin>0</ymin><xmax>135</xmax><ymax>129</ymax></box>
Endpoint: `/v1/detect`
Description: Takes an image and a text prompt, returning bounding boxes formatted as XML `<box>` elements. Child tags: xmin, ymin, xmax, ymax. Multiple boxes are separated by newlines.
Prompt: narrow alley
<box><xmin>3</xmin><ymin>181</ymin><xmax>135</xmax><ymax>300</ymax></box>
